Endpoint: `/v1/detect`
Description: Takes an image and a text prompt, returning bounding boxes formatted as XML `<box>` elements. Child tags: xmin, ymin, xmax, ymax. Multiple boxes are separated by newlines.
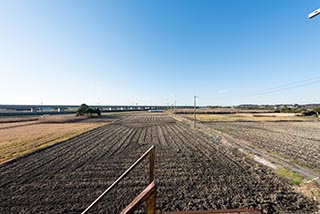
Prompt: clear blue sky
<box><xmin>1</xmin><ymin>0</ymin><xmax>320</xmax><ymax>106</ymax></box>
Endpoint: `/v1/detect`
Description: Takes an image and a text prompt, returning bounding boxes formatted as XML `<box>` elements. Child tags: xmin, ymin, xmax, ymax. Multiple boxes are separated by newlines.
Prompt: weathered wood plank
<box><xmin>120</xmin><ymin>181</ymin><xmax>156</xmax><ymax>214</ymax></box>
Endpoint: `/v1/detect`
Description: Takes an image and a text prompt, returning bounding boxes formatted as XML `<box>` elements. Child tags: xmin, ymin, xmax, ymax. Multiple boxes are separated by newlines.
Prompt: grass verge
<box><xmin>276</xmin><ymin>168</ymin><xmax>303</xmax><ymax>186</ymax></box>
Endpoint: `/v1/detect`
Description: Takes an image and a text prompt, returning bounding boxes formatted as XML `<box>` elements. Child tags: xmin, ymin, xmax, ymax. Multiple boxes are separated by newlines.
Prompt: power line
<box><xmin>247</xmin><ymin>76</ymin><xmax>320</xmax><ymax>95</ymax></box>
<box><xmin>248</xmin><ymin>78</ymin><xmax>320</xmax><ymax>97</ymax></box>
<box><xmin>215</xmin><ymin>76</ymin><xmax>320</xmax><ymax>102</ymax></box>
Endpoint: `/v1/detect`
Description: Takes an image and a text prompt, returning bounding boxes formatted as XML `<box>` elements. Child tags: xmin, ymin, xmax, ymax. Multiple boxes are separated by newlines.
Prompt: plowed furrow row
<box><xmin>47</xmin><ymin>126</ymin><xmax>136</xmax><ymax>177</ymax></box>
<box><xmin>1</xmin><ymin>125</ymin><xmax>126</xmax><ymax>187</ymax></box>
<box><xmin>176</xmin><ymin>124</ymin><xmax>251</xmax><ymax>174</ymax></box>
<box><xmin>0</xmin><ymin>125</ymin><xmax>107</xmax><ymax>174</ymax></box>
<box><xmin>0</xmin><ymin>125</ymin><xmax>123</xmax><ymax>187</ymax></box>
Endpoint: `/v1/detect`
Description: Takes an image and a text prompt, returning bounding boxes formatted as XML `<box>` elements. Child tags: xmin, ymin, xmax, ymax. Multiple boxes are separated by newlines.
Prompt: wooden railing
<box><xmin>81</xmin><ymin>145</ymin><xmax>156</xmax><ymax>214</ymax></box>
<box><xmin>160</xmin><ymin>209</ymin><xmax>261</xmax><ymax>214</ymax></box>
<box><xmin>81</xmin><ymin>144</ymin><xmax>260</xmax><ymax>214</ymax></box>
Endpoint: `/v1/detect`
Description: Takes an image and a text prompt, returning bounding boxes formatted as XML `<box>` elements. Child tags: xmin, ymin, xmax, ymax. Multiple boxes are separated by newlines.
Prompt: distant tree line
<box><xmin>279</xmin><ymin>106</ymin><xmax>320</xmax><ymax>117</ymax></box>
<box><xmin>278</xmin><ymin>107</ymin><xmax>304</xmax><ymax>114</ymax></box>
<box><xmin>76</xmin><ymin>103</ymin><xmax>101</xmax><ymax>117</ymax></box>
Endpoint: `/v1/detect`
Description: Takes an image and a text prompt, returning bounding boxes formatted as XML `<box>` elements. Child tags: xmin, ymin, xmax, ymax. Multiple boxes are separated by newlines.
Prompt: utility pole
<box><xmin>174</xmin><ymin>100</ymin><xmax>176</xmax><ymax>114</ymax></box>
<box><xmin>193</xmin><ymin>95</ymin><xmax>199</xmax><ymax>128</ymax></box>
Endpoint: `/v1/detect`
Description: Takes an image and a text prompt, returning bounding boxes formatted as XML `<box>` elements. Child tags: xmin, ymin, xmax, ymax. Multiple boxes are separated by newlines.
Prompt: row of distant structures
<box><xmin>1</xmin><ymin>103</ymin><xmax>319</xmax><ymax>116</ymax></box>
<box><xmin>0</xmin><ymin>104</ymin><xmax>192</xmax><ymax>116</ymax></box>
<box><xmin>231</xmin><ymin>103</ymin><xmax>320</xmax><ymax>110</ymax></box>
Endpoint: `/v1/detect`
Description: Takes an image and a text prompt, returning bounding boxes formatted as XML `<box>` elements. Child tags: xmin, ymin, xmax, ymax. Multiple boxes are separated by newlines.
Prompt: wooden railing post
<box><xmin>146</xmin><ymin>186</ymin><xmax>156</xmax><ymax>214</ymax></box>
<box><xmin>149</xmin><ymin>147</ymin><xmax>155</xmax><ymax>183</ymax></box>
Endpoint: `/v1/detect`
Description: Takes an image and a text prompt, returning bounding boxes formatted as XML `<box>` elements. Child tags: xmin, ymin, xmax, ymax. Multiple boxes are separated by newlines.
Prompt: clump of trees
<box><xmin>275</xmin><ymin>105</ymin><xmax>320</xmax><ymax>117</ymax></box>
<box><xmin>76</xmin><ymin>103</ymin><xmax>101</xmax><ymax>117</ymax></box>
<box><xmin>301</xmin><ymin>107</ymin><xmax>320</xmax><ymax>117</ymax></box>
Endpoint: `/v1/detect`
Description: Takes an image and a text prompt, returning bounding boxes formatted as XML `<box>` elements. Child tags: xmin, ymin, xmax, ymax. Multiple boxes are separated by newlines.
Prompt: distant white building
<box><xmin>148</xmin><ymin>109</ymin><xmax>164</xmax><ymax>113</ymax></box>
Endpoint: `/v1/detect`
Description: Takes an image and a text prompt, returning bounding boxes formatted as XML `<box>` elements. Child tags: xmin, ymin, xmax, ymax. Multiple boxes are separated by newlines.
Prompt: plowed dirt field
<box><xmin>206</xmin><ymin>122</ymin><xmax>320</xmax><ymax>169</ymax></box>
<box><xmin>0</xmin><ymin>114</ymin><xmax>318</xmax><ymax>213</ymax></box>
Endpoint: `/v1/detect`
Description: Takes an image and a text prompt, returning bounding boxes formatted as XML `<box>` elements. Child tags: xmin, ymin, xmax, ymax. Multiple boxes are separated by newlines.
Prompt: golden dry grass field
<box><xmin>183</xmin><ymin>113</ymin><xmax>317</xmax><ymax>122</ymax></box>
<box><xmin>0</xmin><ymin>116</ymin><xmax>107</xmax><ymax>164</ymax></box>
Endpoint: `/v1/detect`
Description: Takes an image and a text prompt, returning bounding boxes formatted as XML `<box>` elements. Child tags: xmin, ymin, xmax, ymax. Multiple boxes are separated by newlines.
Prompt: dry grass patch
<box><xmin>0</xmin><ymin>116</ymin><xmax>38</xmax><ymax>123</ymax></box>
<box><xmin>295</xmin><ymin>181</ymin><xmax>320</xmax><ymax>203</ymax></box>
<box><xmin>0</xmin><ymin>121</ymin><xmax>105</xmax><ymax>164</ymax></box>
<box><xmin>0</xmin><ymin>121</ymin><xmax>38</xmax><ymax>130</ymax></box>
<box><xmin>38</xmin><ymin>114</ymin><xmax>88</xmax><ymax>123</ymax></box>
<box><xmin>184</xmin><ymin>113</ymin><xmax>314</xmax><ymax>122</ymax></box>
